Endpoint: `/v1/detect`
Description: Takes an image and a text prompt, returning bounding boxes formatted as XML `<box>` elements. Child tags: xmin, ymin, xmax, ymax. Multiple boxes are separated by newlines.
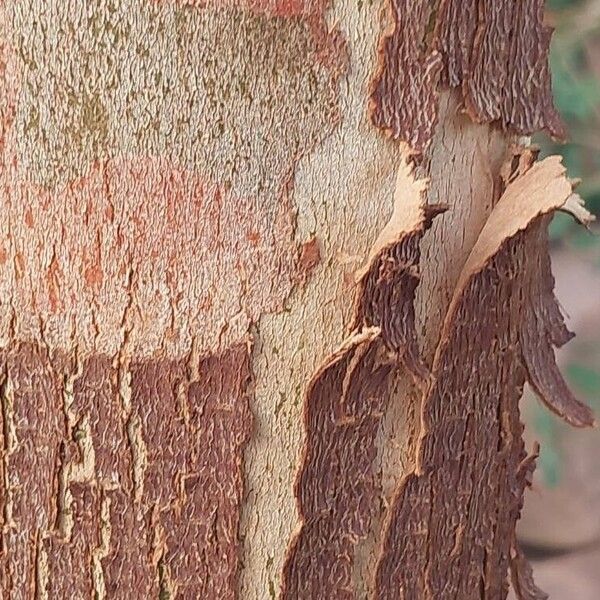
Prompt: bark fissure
<box><xmin>91</xmin><ymin>493</ymin><xmax>111</xmax><ymax>600</ymax></box>
<box><xmin>126</xmin><ymin>413</ymin><xmax>147</xmax><ymax>505</ymax></box>
<box><xmin>34</xmin><ymin>530</ymin><xmax>49</xmax><ymax>600</ymax></box>
<box><xmin>0</xmin><ymin>365</ymin><xmax>14</xmax><ymax>550</ymax></box>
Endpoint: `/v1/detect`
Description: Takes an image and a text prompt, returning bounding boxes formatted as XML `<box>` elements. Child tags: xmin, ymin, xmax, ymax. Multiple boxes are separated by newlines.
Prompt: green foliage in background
<box><xmin>541</xmin><ymin>0</ymin><xmax>600</xmax><ymax>241</ymax></box>
<box><xmin>531</xmin><ymin>0</ymin><xmax>600</xmax><ymax>490</ymax></box>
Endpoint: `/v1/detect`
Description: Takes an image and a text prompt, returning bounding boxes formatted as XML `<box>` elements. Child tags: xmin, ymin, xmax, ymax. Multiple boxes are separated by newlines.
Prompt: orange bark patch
<box><xmin>83</xmin><ymin>238</ymin><xmax>104</xmax><ymax>291</ymax></box>
<box><xmin>246</xmin><ymin>230</ymin><xmax>261</xmax><ymax>246</ymax></box>
<box><xmin>83</xmin><ymin>264</ymin><xmax>103</xmax><ymax>290</ymax></box>
<box><xmin>1</xmin><ymin>1</ymin><xmax>347</xmax><ymax>356</ymax></box>
<box><xmin>297</xmin><ymin>236</ymin><xmax>321</xmax><ymax>282</ymax></box>
<box><xmin>13</xmin><ymin>252</ymin><xmax>24</xmax><ymax>280</ymax></box>
<box><xmin>5</xmin><ymin>159</ymin><xmax>298</xmax><ymax>354</ymax></box>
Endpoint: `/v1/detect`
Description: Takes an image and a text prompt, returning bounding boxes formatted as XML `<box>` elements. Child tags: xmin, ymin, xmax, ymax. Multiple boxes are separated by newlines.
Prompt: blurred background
<box><xmin>515</xmin><ymin>1</ymin><xmax>600</xmax><ymax>597</ymax></box>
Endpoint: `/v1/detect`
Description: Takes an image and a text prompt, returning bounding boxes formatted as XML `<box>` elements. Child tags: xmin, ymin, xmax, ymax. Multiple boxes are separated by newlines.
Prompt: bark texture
<box><xmin>0</xmin><ymin>1</ymin><xmax>594</xmax><ymax>599</ymax></box>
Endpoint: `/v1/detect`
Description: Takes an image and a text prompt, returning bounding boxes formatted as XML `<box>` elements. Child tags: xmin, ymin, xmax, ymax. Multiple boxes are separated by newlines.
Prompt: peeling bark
<box><xmin>371</xmin><ymin>0</ymin><xmax>565</xmax><ymax>152</ymax></box>
<box><xmin>0</xmin><ymin>1</ymin><xmax>594</xmax><ymax>599</ymax></box>
<box><xmin>282</xmin><ymin>162</ymin><xmax>442</xmax><ymax>598</ymax></box>
<box><xmin>373</xmin><ymin>157</ymin><xmax>593</xmax><ymax>600</ymax></box>
<box><xmin>374</xmin><ymin>219</ymin><xmax>545</xmax><ymax>599</ymax></box>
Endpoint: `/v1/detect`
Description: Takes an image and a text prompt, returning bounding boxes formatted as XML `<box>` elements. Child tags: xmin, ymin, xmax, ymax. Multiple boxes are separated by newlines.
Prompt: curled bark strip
<box><xmin>374</xmin><ymin>221</ymin><xmax>540</xmax><ymax>600</ymax></box>
<box><xmin>358</xmin><ymin>233</ymin><xmax>428</xmax><ymax>381</ymax></box>
<box><xmin>282</xmin><ymin>333</ymin><xmax>392</xmax><ymax>600</ymax></box>
<box><xmin>374</xmin><ymin>156</ymin><xmax>593</xmax><ymax>600</ymax></box>
<box><xmin>457</xmin><ymin>157</ymin><xmax>593</xmax><ymax>290</ymax></box>
<box><xmin>521</xmin><ymin>241</ymin><xmax>595</xmax><ymax>427</ymax></box>
<box><xmin>282</xmin><ymin>162</ymin><xmax>441</xmax><ymax>598</ymax></box>
<box><xmin>461</xmin><ymin>157</ymin><xmax>594</xmax><ymax>429</ymax></box>
<box><xmin>369</xmin><ymin>0</ymin><xmax>443</xmax><ymax>153</ymax></box>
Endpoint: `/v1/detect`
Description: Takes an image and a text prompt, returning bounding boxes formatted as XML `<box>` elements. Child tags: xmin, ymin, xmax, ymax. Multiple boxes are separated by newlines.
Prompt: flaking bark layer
<box><xmin>0</xmin><ymin>343</ymin><xmax>253</xmax><ymax>599</ymax></box>
<box><xmin>283</xmin><ymin>150</ymin><xmax>593</xmax><ymax>599</ymax></box>
<box><xmin>375</xmin><ymin>219</ymin><xmax>553</xmax><ymax>599</ymax></box>
<box><xmin>372</xmin><ymin>156</ymin><xmax>593</xmax><ymax>600</ymax></box>
<box><xmin>371</xmin><ymin>0</ymin><xmax>565</xmax><ymax>152</ymax></box>
<box><xmin>282</xmin><ymin>163</ymin><xmax>444</xmax><ymax>598</ymax></box>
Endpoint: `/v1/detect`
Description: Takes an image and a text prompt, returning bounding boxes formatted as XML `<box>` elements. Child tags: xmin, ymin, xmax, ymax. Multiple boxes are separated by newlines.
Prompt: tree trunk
<box><xmin>0</xmin><ymin>1</ymin><xmax>594</xmax><ymax>599</ymax></box>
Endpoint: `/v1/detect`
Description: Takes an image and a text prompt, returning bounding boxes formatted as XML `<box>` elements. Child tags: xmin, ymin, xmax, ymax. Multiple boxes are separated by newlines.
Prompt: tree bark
<box><xmin>0</xmin><ymin>1</ymin><xmax>593</xmax><ymax>599</ymax></box>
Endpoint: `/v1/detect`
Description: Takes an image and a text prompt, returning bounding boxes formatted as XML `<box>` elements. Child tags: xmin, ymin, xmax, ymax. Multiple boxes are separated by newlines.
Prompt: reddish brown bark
<box><xmin>0</xmin><ymin>344</ymin><xmax>252</xmax><ymax>598</ymax></box>
<box><xmin>0</xmin><ymin>1</ymin><xmax>594</xmax><ymax>599</ymax></box>
<box><xmin>371</xmin><ymin>0</ymin><xmax>565</xmax><ymax>153</ymax></box>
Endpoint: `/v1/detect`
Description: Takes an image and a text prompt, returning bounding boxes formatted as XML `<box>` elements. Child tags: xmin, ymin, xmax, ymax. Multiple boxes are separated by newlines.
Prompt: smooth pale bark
<box><xmin>0</xmin><ymin>1</ymin><xmax>592</xmax><ymax>599</ymax></box>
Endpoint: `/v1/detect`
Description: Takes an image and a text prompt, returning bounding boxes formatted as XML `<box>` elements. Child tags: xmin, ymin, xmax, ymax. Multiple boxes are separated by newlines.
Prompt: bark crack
<box><xmin>91</xmin><ymin>492</ymin><xmax>111</xmax><ymax>600</ymax></box>
<box><xmin>34</xmin><ymin>530</ymin><xmax>49</xmax><ymax>600</ymax></box>
<box><xmin>126</xmin><ymin>414</ymin><xmax>147</xmax><ymax>505</ymax></box>
<box><xmin>1</xmin><ymin>369</ymin><xmax>16</xmax><ymax>534</ymax></box>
